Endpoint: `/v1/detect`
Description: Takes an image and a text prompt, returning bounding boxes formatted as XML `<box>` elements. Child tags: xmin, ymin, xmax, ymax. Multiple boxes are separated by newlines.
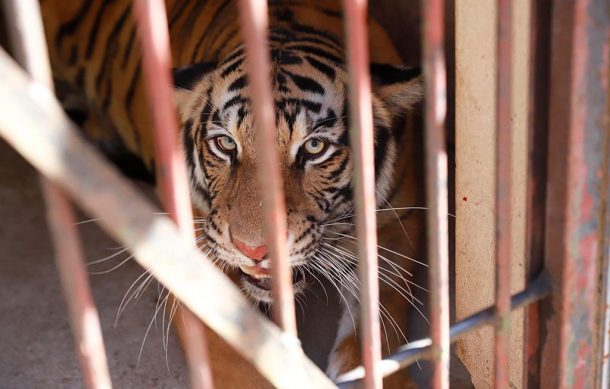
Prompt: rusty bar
<box><xmin>600</xmin><ymin>118</ymin><xmax>610</xmax><ymax>389</ymax></box>
<box><xmin>1</xmin><ymin>1</ymin><xmax>112</xmax><ymax>388</ymax></box>
<box><xmin>0</xmin><ymin>51</ymin><xmax>335</xmax><ymax>388</ymax></box>
<box><xmin>131</xmin><ymin>1</ymin><xmax>214</xmax><ymax>388</ymax></box>
<box><xmin>422</xmin><ymin>0</ymin><xmax>450</xmax><ymax>388</ymax></box>
<box><xmin>522</xmin><ymin>1</ymin><xmax>551</xmax><ymax>387</ymax></box>
<box><xmin>493</xmin><ymin>0</ymin><xmax>513</xmax><ymax>387</ymax></box>
<box><xmin>540</xmin><ymin>0</ymin><xmax>610</xmax><ymax>387</ymax></box>
<box><xmin>237</xmin><ymin>0</ymin><xmax>297</xmax><ymax>336</ymax></box>
<box><xmin>336</xmin><ymin>272</ymin><xmax>552</xmax><ymax>388</ymax></box>
<box><xmin>342</xmin><ymin>0</ymin><xmax>382</xmax><ymax>387</ymax></box>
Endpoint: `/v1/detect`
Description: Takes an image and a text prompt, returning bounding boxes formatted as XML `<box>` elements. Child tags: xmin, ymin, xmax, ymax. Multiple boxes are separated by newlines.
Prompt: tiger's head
<box><xmin>173</xmin><ymin>35</ymin><xmax>422</xmax><ymax>303</ymax></box>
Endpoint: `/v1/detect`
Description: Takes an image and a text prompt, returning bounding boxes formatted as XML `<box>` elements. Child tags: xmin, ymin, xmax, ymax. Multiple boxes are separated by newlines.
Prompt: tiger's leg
<box><xmin>326</xmin><ymin>213</ymin><xmax>423</xmax><ymax>388</ymax></box>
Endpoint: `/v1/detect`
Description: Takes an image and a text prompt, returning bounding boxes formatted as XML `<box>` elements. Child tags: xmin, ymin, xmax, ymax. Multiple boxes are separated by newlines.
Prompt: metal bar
<box><xmin>237</xmin><ymin>0</ymin><xmax>297</xmax><ymax>337</ymax></box>
<box><xmin>43</xmin><ymin>184</ymin><xmax>113</xmax><ymax>389</ymax></box>
<box><xmin>494</xmin><ymin>1</ymin><xmax>513</xmax><ymax>387</ymax></box>
<box><xmin>342</xmin><ymin>0</ymin><xmax>382</xmax><ymax>387</ymax></box>
<box><xmin>0</xmin><ymin>51</ymin><xmax>335</xmax><ymax>389</ymax></box>
<box><xmin>1</xmin><ymin>1</ymin><xmax>112</xmax><ymax>388</ymax></box>
<box><xmin>422</xmin><ymin>0</ymin><xmax>450</xmax><ymax>388</ymax></box>
<box><xmin>131</xmin><ymin>1</ymin><xmax>214</xmax><ymax>388</ymax></box>
<box><xmin>336</xmin><ymin>272</ymin><xmax>552</xmax><ymax>388</ymax></box>
<box><xmin>522</xmin><ymin>1</ymin><xmax>551</xmax><ymax>387</ymax></box>
<box><xmin>600</xmin><ymin>166</ymin><xmax>610</xmax><ymax>389</ymax></box>
<box><xmin>540</xmin><ymin>0</ymin><xmax>610</xmax><ymax>387</ymax></box>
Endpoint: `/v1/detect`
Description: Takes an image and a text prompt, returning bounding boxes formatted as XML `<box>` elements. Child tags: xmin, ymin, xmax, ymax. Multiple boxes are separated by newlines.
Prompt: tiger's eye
<box><xmin>215</xmin><ymin>135</ymin><xmax>236</xmax><ymax>152</ymax></box>
<box><xmin>304</xmin><ymin>138</ymin><xmax>326</xmax><ymax>155</ymax></box>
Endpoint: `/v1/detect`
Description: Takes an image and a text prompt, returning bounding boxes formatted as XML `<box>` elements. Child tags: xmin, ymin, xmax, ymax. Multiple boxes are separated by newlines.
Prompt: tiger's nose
<box><xmin>233</xmin><ymin>239</ymin><xmax>268</xmax><ymax>261</ymax></box>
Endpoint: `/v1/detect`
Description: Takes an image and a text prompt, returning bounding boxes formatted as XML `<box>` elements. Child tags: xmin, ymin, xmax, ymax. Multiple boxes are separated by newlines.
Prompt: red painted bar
<box><xmin>494</xmin><ymin>0</ymin><xmax>513</xmax><ymax>387</ymax></box>
<box><xmin>237</xmin><ymin>0</ymin><xmax>297</xmax><ymax>336</ymax></box>
<box><xmin>1</xmin><ymin>1</ymin><xmax>112</xmax><ymax>388</ymax></box>
<box><xmin>44</xmin><ymin>185</ymin><xmax>114</xmax><ymax>389</ymax></box>
<box><xmin>132</xmin><ymin>1</ymin><xmax>214</xmax><ymax>388</ymax></box>
<box><xmin>541</xmin><ymin>0</ymin><xmax>609</xmax><ymax>387</ymax></box>
<box><xmin>422</xmin><ymin>0</ymin><xmax>450</xmax><ymax>388</ymax></box>
<box><xmin>522</xmin><ymin>1</ymin><xmax>551</xmax><ymax>387</ymax></box>
<box><xmin>342</xmin><ymin>0</ymin><xmax>382</xmax><ymax>387</ymax></box>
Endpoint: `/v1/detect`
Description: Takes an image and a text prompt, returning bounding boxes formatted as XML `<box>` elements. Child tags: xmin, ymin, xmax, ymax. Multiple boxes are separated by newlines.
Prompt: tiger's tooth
<box><xmin>260</xmin><ymin>259</ymin><xmax>271</xmax><ymax>269</ymax></box>
<box><xmin>239</xmin><ymin>265</ymin><xmax>270</xmax><ymax>279</ymax></box>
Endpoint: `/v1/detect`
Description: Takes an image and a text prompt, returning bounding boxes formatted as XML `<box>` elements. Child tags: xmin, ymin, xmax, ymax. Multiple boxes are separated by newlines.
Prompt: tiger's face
<box><xmin>174</xmin><ymin>41</ymin><xmax>421</xmax><ymax>303</ymax></box>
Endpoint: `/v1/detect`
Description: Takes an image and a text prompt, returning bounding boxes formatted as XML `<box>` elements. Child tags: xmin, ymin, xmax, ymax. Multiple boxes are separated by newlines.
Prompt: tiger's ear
<box><xmin>370</xmin><ymin>64</ymin><xmax>423</xmax><ymax>116</ymax></box>
<box><xmin>172</xmin><ymin>62</ymin><xmax>216</xmax><ymax>117</ymax></box>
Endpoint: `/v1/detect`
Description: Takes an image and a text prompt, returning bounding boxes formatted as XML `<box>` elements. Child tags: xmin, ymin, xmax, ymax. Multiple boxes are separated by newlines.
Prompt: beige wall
<box><xmin>455</xmin><ymin>1</ymin><xmax>530</xmax><ymax>387</ymax></box>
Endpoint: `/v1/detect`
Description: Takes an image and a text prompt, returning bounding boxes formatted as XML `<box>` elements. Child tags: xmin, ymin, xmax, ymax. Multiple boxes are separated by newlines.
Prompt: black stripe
<box><xmin>199</xmin><ymin>88</ymin><xmax>214</xmax><ymax>124</ymax></box>
<box><xmin>182</xmin><ymin>119</ymin><xmax>195</xmax><ymax>172</ymax></box>
<box><xmin>285</xmin><ymin>71</ymin><xmax>324</xmax><ymax>94</ymax></box>
<box><xmin>305</xmin><ymin>56</ymin><xmax>336</xmax><ymax>80</ymax></box>
<box><xmin>219</xmin><ymin>47</ymin><xmax>244</xmax><ymax>66</ymax></box>
<box><xmin>97</xmin><ymin>6</ymin><xmax>132</xmax><ymax>108</ymax></box>
<box><xmin>190</xmin><ymin>0</ymin><xmax>233</xmax><ymax>63</ymax></box>
<box><xmin>85</xmin><ymin>0</ymin><xmax>112</xmax><ymax>59</ymax></box>
<box><xmin>168</xmin><ymin>0</ymin><xmax>191</xmax><ymax>29</ymax></box>
<box><xmin>374</xmin><ymin>126</ymin><xmax>391</xmax><ymax>181</ymax></box>
<box><xmin>220</xmin><ymin>58</ymin><xmax>243</xmax><ymax>77</ymax></box>
<box><xmin>223</xmin><ymin>96</ymin><xmax>249</xmax><ymax>111</ymax></box>
<box><xmin>122</xmin><ymin>27</ymin><xmax>137</xmax><ymax>67</ymax></box>
<box><xmin>227</xmin><ymin>75</ymin><xmax>247</xmax><ymax>92</ymax></box>
<box><xmin>285</xmin><ymin>45</ymin><xmax>342</xmax><ymax>64</ymax></box>
<box><xmin>276</xmin><ymin>98</ymin><xmax>322</xmax><ymax>113</ymax></box>
<box><xmin>56</xmin><ymin>1</ymin><xmax>94</xmax><ymax>48</ymax></box>
<box><xmin>326</xmin><ymin>155</ymin><xmax>349</xmax><ymax>180</ymax></box>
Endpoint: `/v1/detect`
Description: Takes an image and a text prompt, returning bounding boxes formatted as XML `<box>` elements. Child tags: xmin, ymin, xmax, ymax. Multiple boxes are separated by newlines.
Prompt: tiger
<box><xmin>39</xmin><ymin>0</ymin><xmax>425</xmax><ymax>387</ymax></box>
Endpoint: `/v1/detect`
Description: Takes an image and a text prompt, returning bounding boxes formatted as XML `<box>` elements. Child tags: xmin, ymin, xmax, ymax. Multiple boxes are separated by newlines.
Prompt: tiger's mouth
<box><xmin>238</xmin><ymin>261</ymin><xmax>306</xmax><ymax>291</ymax></box>
<box><xmin>237</xmin><ymin>258</ymin><xmax>308</xmax><ymax>303</ymax></box>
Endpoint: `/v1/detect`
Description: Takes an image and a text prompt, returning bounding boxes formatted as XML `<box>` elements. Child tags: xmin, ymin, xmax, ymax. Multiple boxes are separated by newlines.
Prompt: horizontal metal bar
<box><xmin>0</xmin><ymin>50</ymin><xmax>334</xmax><ymax>389</ymax></box>
<box><xmin>336</xmin><ymin>271</ymin><xmax>552</xmax><ymax>388</ymax></box>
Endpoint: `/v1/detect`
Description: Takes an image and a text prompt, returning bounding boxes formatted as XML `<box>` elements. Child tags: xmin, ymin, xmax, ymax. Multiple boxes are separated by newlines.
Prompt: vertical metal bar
<box><xmin>522</xmin><ymin>1</ymin><xmax>551</xmax><ymax>387</ymax></box>
<box><xmin>540</xmin><ymin>0</ymin><xmax>609</xmax><ymax>387</ymax></box>
<box><xmin>422</xmin><ymin>1</ymin><xmax>450</xmax><ymax>388</ymax></box>
<box><xmin>132</xmin><ymin>1</ymin><xmax>214</xmax><ymax>388</ymax></box>
<box><xmin>494</xmin><ymin>0</ymin><xmax>513</xmax><ymax>387</ymax></box>
<box><xmin>1</xmin><ymin>1</ymin><xmax>112</xmax><ymax>388</ymax></box>
<box><xmin>342</xmin><ymin>0</ymin><xmax>382</xmax><ymax>387</ymax></box>
<box><xmin>237</xmin><ymin>0</ymin><xmax>297</xmax><ymax>336</ymax></box>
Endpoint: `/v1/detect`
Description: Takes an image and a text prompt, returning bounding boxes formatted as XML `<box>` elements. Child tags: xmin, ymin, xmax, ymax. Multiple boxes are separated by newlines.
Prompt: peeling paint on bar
<box><xmin>540</xmin><ymin>0</ymin><xmax>610</xmax><ymax>387</ymax></box>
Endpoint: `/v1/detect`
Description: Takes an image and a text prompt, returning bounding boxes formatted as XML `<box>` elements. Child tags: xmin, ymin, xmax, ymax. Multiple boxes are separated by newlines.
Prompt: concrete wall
<box><xmin>455</xmin><ymin>1</ymin><xmax>530</xmax><ymax>387</ymax></box>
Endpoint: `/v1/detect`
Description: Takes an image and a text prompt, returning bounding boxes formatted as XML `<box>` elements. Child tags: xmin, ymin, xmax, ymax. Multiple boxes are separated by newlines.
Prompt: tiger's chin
<box><xmin>236</xmin><ymin>260</ymin><xmax>308</xmax><ymax>304</ymax></box>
